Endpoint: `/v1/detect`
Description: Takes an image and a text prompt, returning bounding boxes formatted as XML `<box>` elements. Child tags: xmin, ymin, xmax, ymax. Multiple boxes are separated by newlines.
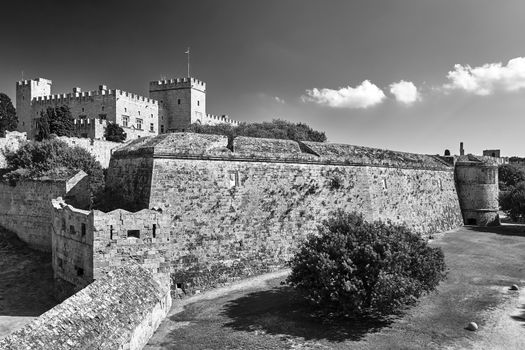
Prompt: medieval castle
<box><xmin>16</xmin><ymin>76</ymin><xmax>239</xmax><ymax>140</ymax></box>
<box><xmin>0</xmin><ymin>77</ymin><xmax>501</xmax><ymax>349</ymax></box>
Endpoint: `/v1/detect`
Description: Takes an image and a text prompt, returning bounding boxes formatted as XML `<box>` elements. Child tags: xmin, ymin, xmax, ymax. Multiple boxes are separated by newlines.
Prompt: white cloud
<box><xmin>302</xmin><ymin>80</ymin><xmax>385</xmax><ymax>109</ymax></box>
<box><xmin>444</xmin><ymin>57</ymin><xmax>525</xmax><ymax>95</ymax></box>
<box><xmin>274</xmin><ymin>96</ymin><xmax>285</xmax><ymax>104</ymax></box>
<box><xmin>389</xmin><ymin>80</ymin><xmax>420</xmax><ymax>105</ymax></box>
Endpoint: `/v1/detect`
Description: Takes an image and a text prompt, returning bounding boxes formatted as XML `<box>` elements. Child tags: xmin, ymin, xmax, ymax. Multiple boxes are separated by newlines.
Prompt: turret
<box><xmin>16</xmin><ymin>78</ymin><xmax>52</xmax><ymax>137</ymax></box>
<box><xmin>455</xmin><ymin>156</ymin><xmax>500</xmax><ymax>226</ymax></box>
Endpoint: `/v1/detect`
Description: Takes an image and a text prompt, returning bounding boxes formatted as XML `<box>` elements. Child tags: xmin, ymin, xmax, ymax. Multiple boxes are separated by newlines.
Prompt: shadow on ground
<box><xmin>467</xmin><ymin>223</ymin><xmax>525</xmax><ymax>237</ymax></box>
<box><xmin>221</xmin><ymin>285</ymin><xmax>393</xmax><ymax>342</ymax></box>
<box><xmin>511</xmin><ymin>304</ymin><xmax>525</xmax><ymax>326</ymax></box>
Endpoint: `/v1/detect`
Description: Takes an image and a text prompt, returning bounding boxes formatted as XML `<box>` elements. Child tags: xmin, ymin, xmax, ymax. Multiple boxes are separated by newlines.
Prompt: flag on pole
<box><xmin>185</xmin><ymin>48</ymin><xmax>190</xmax><ymax>54</ymax></box>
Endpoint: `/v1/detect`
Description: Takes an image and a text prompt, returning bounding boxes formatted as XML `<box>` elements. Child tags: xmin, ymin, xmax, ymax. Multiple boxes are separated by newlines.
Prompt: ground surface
<box><xmin>146</xmin><ymin>225</ymin><xmax>525</xmax><ymax>350</ymax></box>
<box><xmin>0</xmin><ymin>227</ymin><xmax>57</xmax><ymax>337</ymax></box>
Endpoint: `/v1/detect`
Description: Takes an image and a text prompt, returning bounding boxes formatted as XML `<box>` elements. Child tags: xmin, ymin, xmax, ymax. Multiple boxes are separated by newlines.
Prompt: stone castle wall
<box><xmin>56</xmin><ymin>136</ymin><xmax>126</xmax><ymax>168</ymax></box>
<box><xmin>0</xmin><ymin>264</ymin><xmax>171</xmax><ymax>350</ymax></box>
<box><xmin>0</xmin><ymin>172</ymin><xmax>89</xmax><ymax>252</ymax></box>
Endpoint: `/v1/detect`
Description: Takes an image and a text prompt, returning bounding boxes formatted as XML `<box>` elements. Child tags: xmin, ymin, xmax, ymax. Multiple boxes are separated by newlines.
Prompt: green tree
<box><xmin>36</xmin><ymin>106</ymin><xmax>76</xmax><ymax>140</ymax></box>
<box><xmin>104</xmin><ymin>122</ymin><xmax>127</xmax><ymax>142</ymax></box>
<box><xmin>0</xmin><ymin>93</ymin><xmax>17</xmax><ymax>136</ymax></box>
<box><xmin>287</xmin><ymin>211</ymin><xmax>447</xmax><ymax>317</ymax></box>
<box><xmin>186</xmin><ymin>119</ymin><xmax>327</xmax><ymax>146</ymax></box>
<box><xmin>498</xmin><ymin>164</ymin><xmax>525</xmax><ymax>191</ymax></box>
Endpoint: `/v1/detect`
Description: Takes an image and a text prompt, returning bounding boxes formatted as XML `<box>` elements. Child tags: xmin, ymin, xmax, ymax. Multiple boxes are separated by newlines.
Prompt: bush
<box><xmin>3</xmin><ymin>139</ymin><xmax>104</xmax><ymax>201</ymax></box>
<box><xmin>287</xmin><ymin>211</ymin><xmax>447</xmax><ymax>317</ymax></box>
<box><xmin>498</xmin><ymin>164</ymin><xmax>525</xmax><ymax>192</ymax></box>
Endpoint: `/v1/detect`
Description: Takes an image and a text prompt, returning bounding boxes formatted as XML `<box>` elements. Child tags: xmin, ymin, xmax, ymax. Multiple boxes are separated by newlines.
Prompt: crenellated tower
<box><xmin>16</xmin><ymin>78</ymin><xmax>52</xmax><ymax>136</ymax></box>
<box><xmin>149</xmin><ymin>77</ymin><xmax>206</xmax><ymax>132</ymax></box>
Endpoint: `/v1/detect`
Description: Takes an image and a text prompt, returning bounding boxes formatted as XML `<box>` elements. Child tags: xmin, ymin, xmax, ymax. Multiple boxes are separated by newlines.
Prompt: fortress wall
<box><xmin>51</xmin><ymin>200</ymin><xmax>95</xmax><ymax>299</ymax></box>
<box><xmin>0</xmin><ymin>264</ymin><xmax>171</xmax><ymax>350</ymax></box>
<box><xmin>144</xmin><ymin>158</ymin><xmax>462</xmax><ymax>293</ymax></box>
<box><xmin>106</xmin><ymin>155</ymin><xmax>154</xmax><ymax>208</ymax></box>
<box><xmin>0</xmin><ymin>180</ymin><xmax>67</xmax><ymax>252</ymax></box>
<box><xmin>57</xmin><ymin>136</ymin><xmax>125</xmax><ymax>168</ymax></box>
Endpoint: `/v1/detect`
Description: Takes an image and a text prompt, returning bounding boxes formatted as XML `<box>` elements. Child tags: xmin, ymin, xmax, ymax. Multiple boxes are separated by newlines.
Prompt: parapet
<box><xmin>16</xmin><ymin>78</ymin><xmax>52</xmax><ymax>86</ymax></box>
<box><xmin>204</xmin><ymin>113</ymin><xmax>240</xmax><ymax>126</ymax></box>
<box><xmin>111</xmin><ymin>133</ymin><xmax>454</xmax><ymax>170</ymax></box>
<box><xmin>149</xmin><ymin>77</ymin><xmax>206</xmax><ymax>91</ymax></box>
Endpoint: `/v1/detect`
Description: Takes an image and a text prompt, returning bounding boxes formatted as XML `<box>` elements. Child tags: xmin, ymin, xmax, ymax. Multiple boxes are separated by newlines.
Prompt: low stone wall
<box><xmin>0</xmin><ymin>172</ymin><xmax>88</xmax><ymax>252</ymax></box>
<box><xmin>0</xmin><ymin>264</ymin><xmax>171</xmax><ymax>350</ymax></box>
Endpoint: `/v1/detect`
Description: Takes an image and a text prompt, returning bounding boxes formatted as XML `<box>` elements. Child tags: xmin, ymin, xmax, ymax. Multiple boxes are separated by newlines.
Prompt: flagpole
<box><xmin>186</xmin><ymin>47</ymin><xmax>190</xmax><ymax>77</ymax></box>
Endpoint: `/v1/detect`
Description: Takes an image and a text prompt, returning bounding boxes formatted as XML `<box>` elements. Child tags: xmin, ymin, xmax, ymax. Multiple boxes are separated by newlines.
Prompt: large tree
<box><xmin>104</xmin><ymin>122</ymin><xmax>127</xmax><ymax>142</ymax></box>
<box><xmin>0</xmin><ymin>93</ymin><xmax>17</xmax><ymax>136</ymax></box>
<box><xmin>36</xmin><ymin>106</ymin><xmax>76</xmax><ymax>141</ymax></box>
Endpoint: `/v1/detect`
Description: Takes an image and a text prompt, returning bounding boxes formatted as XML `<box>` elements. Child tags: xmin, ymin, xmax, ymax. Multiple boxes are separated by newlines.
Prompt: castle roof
<box><xmin>112</xmin><ymin>132</ymin><xmax>452</xmax><ymax>170</ymax></box>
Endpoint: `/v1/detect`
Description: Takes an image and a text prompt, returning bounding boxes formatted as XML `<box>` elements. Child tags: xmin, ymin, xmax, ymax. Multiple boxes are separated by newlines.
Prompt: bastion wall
<box><xmin>103</xmin><ymin>133</ymin><xmax>464</xmax><ymax>294</ymax></box>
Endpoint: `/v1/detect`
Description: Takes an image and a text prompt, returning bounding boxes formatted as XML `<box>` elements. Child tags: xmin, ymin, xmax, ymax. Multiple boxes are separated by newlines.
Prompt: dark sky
<box><xmin>3</xmin><ymin>0</ymin><xmax>525</xmax><ymax>155</ymax></box>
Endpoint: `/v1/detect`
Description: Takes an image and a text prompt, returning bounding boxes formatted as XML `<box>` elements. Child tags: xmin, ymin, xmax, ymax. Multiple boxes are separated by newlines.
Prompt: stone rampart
<box><xmin>0</xmin><ymin>263</ymin><xmax>171</xmax><ymax>350</ymax></box>
<box><xmin>0</xmin><ymin>171</ymin><xmax>88</xmax><ymax>252</ymax></box>
<box><xmin>106</xmin><ymin>133</ymin><xmax>464</xmax><ymax>294</ymax></box>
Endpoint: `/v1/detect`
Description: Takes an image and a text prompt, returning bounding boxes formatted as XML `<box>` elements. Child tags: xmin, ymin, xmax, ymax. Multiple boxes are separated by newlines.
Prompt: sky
<box><xmin>2</xmin><ymin>0</ymin><xmax>525</xmax><ymax>156</ymax></box>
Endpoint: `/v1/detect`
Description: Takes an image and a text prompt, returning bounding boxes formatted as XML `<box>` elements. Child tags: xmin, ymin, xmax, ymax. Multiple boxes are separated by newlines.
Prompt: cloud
<box><xmin>302</xmin><ymin>80</ymin><xmax>385</xmax><ymax>109</ymax></box>
<box><xmin>444</xmin><ymin>57</ymin><xmax>525</xmax><ymax>95</ymax></box>
<box><xmin>274</xmin><ymin>96</ymin><xmax>285</xmax><ymax>104</ymax></box>
<box><xmin>389</xmin><ymin>80</ymin><xmax>420</xmax><ymax>105</ymax></box>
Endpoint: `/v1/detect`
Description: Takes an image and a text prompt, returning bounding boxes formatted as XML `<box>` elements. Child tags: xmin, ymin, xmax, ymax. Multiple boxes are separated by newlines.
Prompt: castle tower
<box><xmin>16</xmin><ymin>78</ymin><xmax>52</xmax><ymax>136</ymax></box>
<box><xmin>455</xmin><ymin>157</ymin><xmax>500</xmax><ymax>226</ymax></box>
<box><xmin>149</xmin><ymin>77</ymin><xmax>206</xmax><ymax>132</ymax></box>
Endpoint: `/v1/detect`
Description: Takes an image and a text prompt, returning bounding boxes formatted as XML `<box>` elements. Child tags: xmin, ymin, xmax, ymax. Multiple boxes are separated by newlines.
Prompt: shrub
<box><xmin>3</xmin><ymin>139</ymin><xmax>104</xmax><ymax>200</ymax></box>
<box><xmin>287</xmin><ymin>211</ymin><xmax>447</xmax><ymax>317</ymax></box>
<box><xmin>498</xmin><ymin>164</ymin><xmax>525</xmax><ymax>192</ymax></box>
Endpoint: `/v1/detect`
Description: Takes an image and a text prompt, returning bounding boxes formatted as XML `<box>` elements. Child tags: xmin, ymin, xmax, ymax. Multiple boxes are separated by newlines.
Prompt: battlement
<box><xmin>16</xmin><ymin>78</ymin><xmax>52</xmax><ymax>86</ymax></box>
<box><xmin>204</xmin><ymin>113</ymin><xmax>240</xmax><ymax>126</ymax></box>
<box><xmin>30</xmin><ymin>88</ymin><xmax>157</xmax><ymax>106</ymax></box>
<box><xmin>149</xmin><ymin>77</ymin><xmax>206</xmax><ymax>91</ymax></box>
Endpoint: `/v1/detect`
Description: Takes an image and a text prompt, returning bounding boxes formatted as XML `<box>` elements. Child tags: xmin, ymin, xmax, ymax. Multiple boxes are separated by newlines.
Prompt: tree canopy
<box><xmin>0</xmin><ymin>93</ymin><xmax>17</xmax><ymax>136</ymax></box>
<box><xmin>36</xmin><ymin>106</ymin><xmax>76</xmax><ymax>141</ymax></box>
<box><xmin>186</xmin><ymin>119</ymin><xmax>327</xmax><ymax>146</ymax></box>
<box><xmin>104</xmin><ymin>122</ymin><xmax>127</xmax><ymax>142</ymax></box>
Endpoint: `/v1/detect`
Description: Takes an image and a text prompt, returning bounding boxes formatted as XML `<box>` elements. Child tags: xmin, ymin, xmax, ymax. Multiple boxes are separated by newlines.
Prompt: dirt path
<box><xmin>146</xmin><ymin>224</ymin><xmax>525</xmax><ymax>349</ymax></box>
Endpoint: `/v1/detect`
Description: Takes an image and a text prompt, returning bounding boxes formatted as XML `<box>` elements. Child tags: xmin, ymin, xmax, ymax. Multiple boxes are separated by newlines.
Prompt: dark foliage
<box><xmin>186</xmin><ymin>119</ymin><xmax>327</xmax><ymax>147</ymax></box>
<box><xmin>104</xmin><ymin>122</ymin><xmax>127</xmax><ymax>142</ymax></box>
<box><xmin>3</xmin><ymin>139</ymin><xmax>104</xmax><ymax>202</ymax></box>
<box><xmin>0</xmin><ymin>93</ymin><xmax>17</xmax><ymax>136</ymax></box>
<box><xmin>36</xmin><ymin>106</ymin><xmax>76</xmax><ymax>141</ymax></box>
<box><xmin>499</xmin><ymin>182</ymin><xmax>525</xmax><ymax>221</ymax></box>
<box><xmin>498</xmin><ymin>164</ymin><xmax>525</xmax><ymax>192</ymax></box>
<box><xmin>287</xmin><ymin>211</ymin><xmax>447</xmax><ymax>317</ymax></box>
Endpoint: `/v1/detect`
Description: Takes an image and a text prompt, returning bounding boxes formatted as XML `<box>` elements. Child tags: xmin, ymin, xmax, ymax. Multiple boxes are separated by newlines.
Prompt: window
<box><xmin>150</xmin><ymin>123</ymin><xmax>154</xmax><ymax>132</ymax></box>
<box><xmin>151</xmin><ymin>113</ymin><xmax>153</xmax><ymax>118</ymax></box>
<box><xmin>122</xmin><ymin>116</ymin><xmax>129</xmax><ymax>127</ymax></box>
<box><xmin>124</xmin><ymin>107</ymin><xmax>127</xmax><ymax>112</ymax></box>
<box><xmin>57</xmin><ymin>258</ymin><xmax>63</xmax><ymax>269</ymax></box>
<box><xmin>138</xmin><ymin>111</ymin><xmax>141</xmax><ymax>116</ymax></box>
<box><xmin>76</xmin><ymin>266</ymin><xmax>84</xmax><ymax>276</ymax></box>
<box><xmin>161</xmin><ymin>125</ymin><xmax>164</xmax><ymax>133</ymax></box>
<box><xmin>177</xmin><ymin>99</ymin><xmax>181</xmax><ymax>105</ymax></box>
<box><xmin>127</xmin><ymin>230</ymin><xmax>140</xmax><ymax>238</ymax></box>
<box><xmin>81</xmin><ymin>223</ymin><xmax>86</xmax><ymax>237</ymax></box>
<box><xmin>152</xmin><ymin>224</ymin><xmax>157</xmax><ymax>238</ymax></box>
<box><xmin>136</xmin><ymin>118</ymin><xmax>143</xmax><ymax>130</ymax></box>
<box><xmin>81</xmin><ymin>107</ymin><xmax>84</xmax><ymax>112</ymax></box>
<box><xmin>382</xmin><ymin>178</ymin><xmax>388</xmax><ymax>190</ymax></box>
<box><xmin>70</xmin><ymin>225</ymin><xmax>76</xmax><ymax>235</ymax></box>
<box><xmin>101</xmin><ymin>106</ymin><xmax>104</xmax><ymax>111</ymax></box>
<box><xmin>229</xmin><ymin>171</ymin><xmax>240</xmax><ymax>188</ymax></box>
<box><xmin>197</xmin><ymin>100</ymin><xmax>200</xmax><ymax>106</ymax></box>
<box><xmin>110</xmin><ymin>225</ymin><xmax>113</xmax><ymax>240</ymax></box>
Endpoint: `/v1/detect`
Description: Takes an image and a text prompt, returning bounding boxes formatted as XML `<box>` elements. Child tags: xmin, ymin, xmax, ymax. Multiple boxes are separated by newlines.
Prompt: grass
<box><xmin>146</xmin><ymin>224</ymin><xmax>525</xmax><ymax>349</ymax></box>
